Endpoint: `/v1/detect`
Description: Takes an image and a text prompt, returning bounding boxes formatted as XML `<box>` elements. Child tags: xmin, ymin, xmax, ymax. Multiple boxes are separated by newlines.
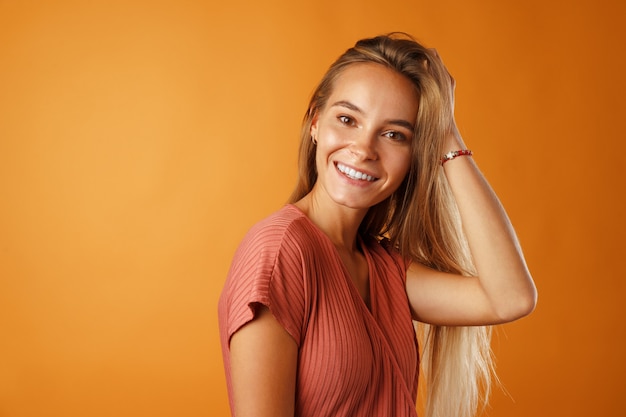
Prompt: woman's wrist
<box><xmin>441</xmin><ymin>149</ymin><xmax>473</xmax><ymax>165</ymax></box>
<box><xmin>441</xmin><ymin>126</ymin><xmax>471</xmax><ymax>165</ymax></box>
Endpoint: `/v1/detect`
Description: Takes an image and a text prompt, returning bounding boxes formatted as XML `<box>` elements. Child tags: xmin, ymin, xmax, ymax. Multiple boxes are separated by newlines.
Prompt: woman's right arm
<box><xmin>229</xmin><ymin>305</ymin><xmax>298</xmax><ymax>417</ymax></box>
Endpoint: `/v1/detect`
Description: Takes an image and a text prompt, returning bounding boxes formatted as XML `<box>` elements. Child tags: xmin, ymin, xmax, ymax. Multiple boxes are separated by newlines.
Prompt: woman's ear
<box><xmin>310</xmin><ymin>113</ymin><xmax>319</xmax><ymax>140</ymax></box>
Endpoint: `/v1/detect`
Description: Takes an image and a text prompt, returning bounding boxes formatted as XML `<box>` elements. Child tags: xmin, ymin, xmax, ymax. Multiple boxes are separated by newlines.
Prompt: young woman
<box><xmin>218</xmin><ymin>33</ymin><xmax>537</xmax><ymax>417</ymax></box>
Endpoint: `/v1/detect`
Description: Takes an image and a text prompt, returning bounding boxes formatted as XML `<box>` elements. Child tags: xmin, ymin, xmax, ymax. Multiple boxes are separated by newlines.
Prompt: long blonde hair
<box><xmin>289</xmin><ymin>33</ymin><xmax>494</xmax><ymax>417</ymax></box>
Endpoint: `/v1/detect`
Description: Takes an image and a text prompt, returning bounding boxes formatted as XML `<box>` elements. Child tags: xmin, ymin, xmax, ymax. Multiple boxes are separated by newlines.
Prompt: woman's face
<box><xmin>310</xmin><ymin>62</ymin><xmax>419</xmax><ymax>212</ymax></box>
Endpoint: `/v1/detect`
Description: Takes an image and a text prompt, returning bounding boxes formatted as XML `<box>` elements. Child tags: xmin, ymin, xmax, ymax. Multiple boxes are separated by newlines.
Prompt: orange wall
<box><xmin>0</xmin><ymin>1</ymin><xmax>624</xmax><ymax>416</ymax></box>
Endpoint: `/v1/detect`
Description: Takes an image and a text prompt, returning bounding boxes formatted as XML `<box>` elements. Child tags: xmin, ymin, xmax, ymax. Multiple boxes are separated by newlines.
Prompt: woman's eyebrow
<box><xmin>331</xmin><ymin>100</ymin><xmax>415</xmax><ymax>132</ymax></box>
<box><xmin>388</xmin><ymin>119</ymin><xmax>415</xmax><ymax>132</ymax></box>
<box><xmin>331</xmin><ymin>100</ymin><xmax>362</xmax><ymax>113</ymax></box>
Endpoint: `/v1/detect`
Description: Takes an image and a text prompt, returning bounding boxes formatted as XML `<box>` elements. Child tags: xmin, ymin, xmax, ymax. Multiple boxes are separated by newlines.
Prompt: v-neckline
<box><xmin>287</xmin><ymin>204</ymin><xmax>376</xmax><ymax>315</ymax></box>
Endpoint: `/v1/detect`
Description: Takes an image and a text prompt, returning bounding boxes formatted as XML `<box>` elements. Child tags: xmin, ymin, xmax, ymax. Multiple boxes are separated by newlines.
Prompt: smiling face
<box><xmin>309</xmin><ymin>62</ymin><xmax>419</xmax><ymax>213</ymax></box>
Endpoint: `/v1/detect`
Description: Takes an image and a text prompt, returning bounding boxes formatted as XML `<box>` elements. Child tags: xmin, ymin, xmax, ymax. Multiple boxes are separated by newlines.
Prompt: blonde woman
<box><xmin>219</xmin><ymin>33</ymin><xmax>537</xmax><ymax>417</ymax></box>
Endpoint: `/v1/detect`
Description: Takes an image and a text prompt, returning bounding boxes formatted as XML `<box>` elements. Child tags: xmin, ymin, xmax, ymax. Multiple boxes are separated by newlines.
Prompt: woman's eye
<box><xmin>338</xmin><ymin>115</ymin><xmax>352</xmax><ymax>125</ymax></box>
<box><xmin>384</xmin><ymin>131</ymin><xmax>407</xmax><ymax>141</ymax></box>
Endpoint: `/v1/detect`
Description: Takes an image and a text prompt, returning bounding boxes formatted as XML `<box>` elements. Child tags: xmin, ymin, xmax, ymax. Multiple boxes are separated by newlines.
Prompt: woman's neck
<box><xmin>293</xmin><ymin>193</ymin><xmax>367</xmax><ymax>253</ymax></box>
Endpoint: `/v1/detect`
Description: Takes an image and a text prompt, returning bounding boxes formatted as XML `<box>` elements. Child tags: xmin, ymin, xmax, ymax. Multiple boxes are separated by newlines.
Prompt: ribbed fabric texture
<box><xmin>218</xmin><ymin>205</ymin><xmax>419</xmax><ymax>417</ymax></box>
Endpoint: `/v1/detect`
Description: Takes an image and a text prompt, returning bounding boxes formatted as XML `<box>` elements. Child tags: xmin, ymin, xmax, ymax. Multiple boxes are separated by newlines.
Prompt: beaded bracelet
<box><xmin>441</xmin><ymin>149</ymin><xmax>473</xmax><ymax>165</ymax></box>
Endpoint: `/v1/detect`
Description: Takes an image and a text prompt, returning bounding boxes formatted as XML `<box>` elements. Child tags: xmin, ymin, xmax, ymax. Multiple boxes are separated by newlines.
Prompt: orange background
<box><xmin>0</xmin><ymin>1</ymin><xmax>624</xmax><ymax>416</ymax></box>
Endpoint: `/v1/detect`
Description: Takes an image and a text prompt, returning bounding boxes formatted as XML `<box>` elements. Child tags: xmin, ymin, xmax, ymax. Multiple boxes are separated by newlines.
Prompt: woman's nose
<box><xmin>349</xmin><ymin>131</ymin><xmax>378</xmax><ymax>160</ymax></box>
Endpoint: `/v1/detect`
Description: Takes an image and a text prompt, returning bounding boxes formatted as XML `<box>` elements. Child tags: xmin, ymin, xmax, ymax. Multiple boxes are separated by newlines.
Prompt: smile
<box><xmin>336</xmin><ymin>163</ymin><xmax>377</xmax><ymax>182</ymax></box>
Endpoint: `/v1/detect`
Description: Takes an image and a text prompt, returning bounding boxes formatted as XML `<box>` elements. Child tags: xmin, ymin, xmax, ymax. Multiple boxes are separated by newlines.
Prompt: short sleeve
<box><xmin>218</xmin><ymin>220</ymin><xmax>307</xmax><ymax>348</ymax></box>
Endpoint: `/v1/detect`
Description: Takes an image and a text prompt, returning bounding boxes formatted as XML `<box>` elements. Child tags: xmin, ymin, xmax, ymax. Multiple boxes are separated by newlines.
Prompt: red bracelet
<box><xmin>441</xmin><ymin>149</ymin><xmax>473</xmax><ymax>165</ymax></box>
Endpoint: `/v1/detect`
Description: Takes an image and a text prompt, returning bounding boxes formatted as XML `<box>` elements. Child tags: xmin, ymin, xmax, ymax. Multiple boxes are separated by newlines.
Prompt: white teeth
<box><xmin>337</xmin><ymin>163</ymin><xmax>376</xmax><ymax>182</ymax></box>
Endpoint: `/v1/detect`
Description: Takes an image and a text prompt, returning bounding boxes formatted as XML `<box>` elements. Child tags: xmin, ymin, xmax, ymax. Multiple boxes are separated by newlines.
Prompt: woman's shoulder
<box><xmin>237</xmin><ymin>204</ymin><xmax>319</xmax><ymax>257</ymax></box>
<box><xmin>246</xmin><ymin>204</ymin><xmax>311</xmax><ymax>239</ymax></box>
<box><xmin>252</xmin><ymin>204</ymin><xmax>307</xmax><ymax>229</ymax></box>
<box><xmin>362</xmin><ymin>234</ymin><xmax>396</xmax><ymax>256</ymax></box>
<box><xmin>362</xmin><ymin>235</ymin><xmax>407</xmax><ymax>277</ymax></box>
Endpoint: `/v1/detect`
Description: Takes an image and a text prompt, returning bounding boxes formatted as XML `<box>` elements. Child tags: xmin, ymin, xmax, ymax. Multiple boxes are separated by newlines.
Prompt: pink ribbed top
<box><xmin>218</xmin><ymin>205</ymin><xmax>419</xmax><ymax>416</ymax></box>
